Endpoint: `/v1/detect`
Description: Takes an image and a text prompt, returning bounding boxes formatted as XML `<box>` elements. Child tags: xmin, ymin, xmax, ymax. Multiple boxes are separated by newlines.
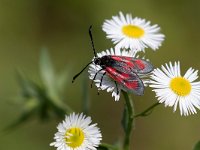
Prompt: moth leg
<box><xmin>97</xmin><ymin>71</ymin><xmax>106</xmax><ymax>95</ymax></box>
<box><xmin>91</xmin><ymin>68</ymin><xmax>104</xmax><ymax>88</ymax></box>
<box><xmin>115</xmin><ymin>81</ymin><xmax>119</xmax><ymax>95</ymax></box>
<box><xmin>100</xmin><ymin>72</ymin><xmax>106</xmax><ymax>87</ymax></box>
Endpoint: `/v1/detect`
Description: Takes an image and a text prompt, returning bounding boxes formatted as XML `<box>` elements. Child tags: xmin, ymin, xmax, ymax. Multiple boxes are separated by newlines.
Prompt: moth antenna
<box><xmin>72</xmin><ymin>61</ymin><xmax>93</xmax><ymax>83</ymax></box>
<box><xmin>89</xmin><ymin>25</ymin><xmax>97</xmax><ymax>57</ymax></box>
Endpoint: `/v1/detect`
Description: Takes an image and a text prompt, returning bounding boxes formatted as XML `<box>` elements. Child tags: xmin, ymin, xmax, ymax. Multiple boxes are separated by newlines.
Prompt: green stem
<box><xmin>122</xmin><ymin>91</ymin><xmax>135</xmax><ymax>150</ymax></box>
<box><xmin>134</xmin><ymin>102</ymin><xmax>160</xmax><ymax>118</ymax></box>
<box><xmin>99</xmin><ymin>143</ymin><xmax>118</xmax><ymax>150</ymax></box>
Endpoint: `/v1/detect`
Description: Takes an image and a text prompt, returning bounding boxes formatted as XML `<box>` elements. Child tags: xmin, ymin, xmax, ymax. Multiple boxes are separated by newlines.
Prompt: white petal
<box><xmin>102</xmin><ymin>12</ymin><xmax>165</xmax><ymax>52</ymax></box>
<box><xmin>149</xmin><ymin>61</ymin><xmax>200</xmax><ymax>116</ymax></box>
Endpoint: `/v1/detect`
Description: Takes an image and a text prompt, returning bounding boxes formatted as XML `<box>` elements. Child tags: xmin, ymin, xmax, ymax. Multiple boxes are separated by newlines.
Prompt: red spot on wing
<box><xmin>111</xmin><ymin>56</ymin><xmax>135</xmax><ymax>68</ymax></box>
<box><xmin>105</xmin><ymin>66</ymin><xmax>144</xmax><ymax>95</ymax></box>
<box><xmin>106</xmin><ymin>67</ymin><xmax>139</xmax><ymax>89</ymax></box>
<box><xmin>134</xmin><ymin>59</ymin><xmax>145</xmax><ymax>70</ymax></box>
<box><xmin>124</xmin><ymin>80</ymin><xmax>138</xmax><ymax>89</ymax></box>
<box><xmin>111</xmin><ymin>56</ymin><xmax>132</xmax><ymax>62</ymax></box>
<box><xmin>106</xmin><ymin>67</ymin><xmax>126</xmax><ymax>82</ymax></box>
<box><xmin>111</xmin><ymin>56</ymin><xmax>123</xmax><ymax>61</ymax></box>
<box><xmin>111</xmin><ymin>56</ymin><xmax>152</xmax><ymax>74</ymax></box>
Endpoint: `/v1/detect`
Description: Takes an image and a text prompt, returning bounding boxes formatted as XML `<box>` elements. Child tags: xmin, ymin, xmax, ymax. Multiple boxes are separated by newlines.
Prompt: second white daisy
<box><xmin>50</xmin><ymin>113</ymin><xmax>102</xmax><ymax>150</ymax></box>
<box><xmin>102</xmin><ymin>12</ymin><xmax>165</xmax><ymax>52</ymax></box>
<box><xmin>149</xmin><ymin>61</ymin><xmax>200</xmax><ymax>116</ymax></box>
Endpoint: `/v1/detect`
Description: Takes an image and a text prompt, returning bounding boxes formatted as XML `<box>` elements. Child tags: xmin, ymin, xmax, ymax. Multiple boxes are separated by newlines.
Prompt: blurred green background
<box><xmin>0</xmin><ymin>0</ymin><xmax>200</xmax><ymax>150</ymax></box>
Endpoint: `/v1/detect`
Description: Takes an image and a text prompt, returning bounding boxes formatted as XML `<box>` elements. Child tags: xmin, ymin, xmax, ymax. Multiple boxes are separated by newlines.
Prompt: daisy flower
<box><xmin>149</xmin><ymin>61</ymin><xmax>200</xmax><ymax>116</ymax></box>
<box><xmin>88</xmin><ymin>48</ymin><xmax>151</xmax><ymax>101</ymax></box>
<box><xmin>50</xmin><ymin>113</ymin><xmax>102</xmax><ymax>150</ymax></box>
<box><xmin>102</xmin><ymin>12</ymin><xmax>165</xmax><ymax>52</ymax></box>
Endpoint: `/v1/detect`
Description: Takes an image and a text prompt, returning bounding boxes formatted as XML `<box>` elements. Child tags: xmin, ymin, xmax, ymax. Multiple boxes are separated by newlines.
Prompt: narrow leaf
<box><xmin>56</xmin><ymin>68</ymin><xmax>70</xmax><ymax>95</ymax></box>
<box><xmin>16</xmin><ymin>71</ymin><xmax>39</xmax><ymax>98</ymax></box>
<box><xmin>4</xmin><ymin>98</ymin><xmax>38</xmax><ymax>130</ymax></box>
<box><xmin>39</xmin><ymin>48</ymin><xmax>55</xmax><ymax>91</ymax></box>
<box><xmin>193</xmin><ymin>141</ymin><xmax>200</xmax><ymax>150</ymax></box>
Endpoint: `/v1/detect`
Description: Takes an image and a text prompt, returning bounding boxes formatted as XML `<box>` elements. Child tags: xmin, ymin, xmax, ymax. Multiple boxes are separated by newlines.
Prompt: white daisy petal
<box><xmin>102</xmin><ymin>12</ymin><xmax>165</xmax><ymax>52</ymax></box>
<box><xmin>50</xmin><ymin>113</ymin><xmax>102</xmax><ymax>150</ymax></box>
<box><xmin>149</xmin><ymin>61</ymin><xmax>200</xmax><ymax>116</ymax></box>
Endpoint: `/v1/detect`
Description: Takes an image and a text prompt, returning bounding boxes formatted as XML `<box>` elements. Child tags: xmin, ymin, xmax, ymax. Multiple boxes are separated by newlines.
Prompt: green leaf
<box><xmin>4</xmin><ymin>98</ymin><xmax>38</xmax><ymax>130</ymax></box>
<box><xmin>11</xmin><ymin>48</ymin><xmax>73</xmax><ymax>126</ymax></box>
<box><xmin>39</xmin><ymin>48</ymin><xmax>62</xmax><ymax>104</ymax></box>
<box><xmin>193</xmin><ymin>141</ymin><xmax>200</xmax><ymax>150</ymax></box>
<box><xmin>55</xmin><ymin>68</ymin><xmax>70</xmax><ymax>95</ymax></box>
<box><xmin>16</xmin><ymin>71</ymin><xmax>39</xmax><ymax>98</ymax></box>
<box><xmin>39</xmin><ymin>48</ymin><xmax>55</xmax><ymax>93</ymax></box>
<box><xmin>97</xmin><ymin>146</ymin><xmax>109</xmax><ymax>150</ymax></box>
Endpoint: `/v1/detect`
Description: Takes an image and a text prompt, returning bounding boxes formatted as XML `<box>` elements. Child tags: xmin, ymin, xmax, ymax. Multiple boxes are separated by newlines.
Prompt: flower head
<box><xmin>102</xmin><ymin>12</ymin><xmax>165</xmax><ymax>52</ymax></box>
<box><xmin>50</xmin><ymin>113</ymin><xmax>102</xmax><ymax>150</ymax></box>
<box><xmin>149</xmin><ymin>61</ymin><xmax>200</xmax><ymax>116</ymax></box>
<box><xmin>88</xmin><ymin>48</ymin><xmax>150</xmax><ymax>101</ymax></box>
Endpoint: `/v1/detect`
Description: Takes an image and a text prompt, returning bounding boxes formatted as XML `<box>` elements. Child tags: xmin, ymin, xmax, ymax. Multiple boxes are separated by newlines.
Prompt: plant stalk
<box><xmin>122</xmin><ymin>91</ymin><xmax>135</xmax><ymax>150</ymax></box>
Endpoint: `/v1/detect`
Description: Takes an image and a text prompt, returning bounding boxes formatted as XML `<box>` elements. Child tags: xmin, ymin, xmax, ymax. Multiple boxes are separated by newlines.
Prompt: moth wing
<box><xmin>110</xmin><ymin>56</ymin><xmax>153</xmax><ymax>74</ymax></box>
<box><xmin>106</xmin><ymin>67</ymin><xmax>144</xmax><ymax>95</ymax></box>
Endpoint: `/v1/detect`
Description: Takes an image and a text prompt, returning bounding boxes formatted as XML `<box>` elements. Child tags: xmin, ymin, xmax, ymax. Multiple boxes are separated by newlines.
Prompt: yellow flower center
<box><xmin>170</xmin><ymin>77</ymin><xmax>191</xmax><ymax>96</ymax></box>
<box><xmin>65</xmin><ymin>127</ymin><xmax>84</xmax><ymax>148</ymax></box>
<box><xmin>122</xmin><ymin>25</ymin><xmax>144</xmax><ymax>38</ymax></box>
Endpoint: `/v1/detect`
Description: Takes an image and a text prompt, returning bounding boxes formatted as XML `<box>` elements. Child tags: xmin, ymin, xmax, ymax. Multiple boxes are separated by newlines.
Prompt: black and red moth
<box><xmin>72</xmin><ymin>26</ymin><xmax>153</xmax><ymax>96</ymax></box>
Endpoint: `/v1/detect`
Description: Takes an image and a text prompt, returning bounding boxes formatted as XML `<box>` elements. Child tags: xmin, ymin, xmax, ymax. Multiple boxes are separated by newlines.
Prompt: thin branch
<box><xmin>134</xmin><ymin>102</ymin><xmax>160</xmax><ymax>118</ymax></box>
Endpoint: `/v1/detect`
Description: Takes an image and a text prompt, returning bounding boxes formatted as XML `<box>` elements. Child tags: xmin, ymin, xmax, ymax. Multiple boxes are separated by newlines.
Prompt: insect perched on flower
<box><xmin>72</xmin><ymin>26</ymin><xmax>154</xmax><ymax>97</ymax></box>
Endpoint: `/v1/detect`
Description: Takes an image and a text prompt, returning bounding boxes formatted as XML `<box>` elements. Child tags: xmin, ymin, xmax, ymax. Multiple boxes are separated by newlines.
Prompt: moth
<box><xmin>72</xmin><ymin>26</ymin><xmax>153</xmax><ymax>95</ymax></box>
